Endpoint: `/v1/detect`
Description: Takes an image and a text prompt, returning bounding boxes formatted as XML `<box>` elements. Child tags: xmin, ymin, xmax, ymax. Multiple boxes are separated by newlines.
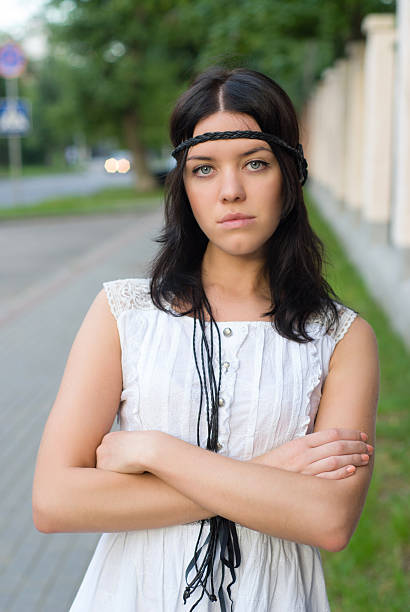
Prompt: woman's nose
<box><xmin>218</xmin><ymin>170</ymin><xmax>246</xmax><ymax>203</ymax></box>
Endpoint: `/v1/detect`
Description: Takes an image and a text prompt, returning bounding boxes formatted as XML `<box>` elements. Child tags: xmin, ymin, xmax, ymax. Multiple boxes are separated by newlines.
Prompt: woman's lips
<box><xmin>220</xmin><ymin>217</ymin><xmax>255</xmax><ymax>229</ymax></box>
<box><xmin>218</xmin><ymin>214</ymin><xmax>256</xmax><ymax>229</ymax></box>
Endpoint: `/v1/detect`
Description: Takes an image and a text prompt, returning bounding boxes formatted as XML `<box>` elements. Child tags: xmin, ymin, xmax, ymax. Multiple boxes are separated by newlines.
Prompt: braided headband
<box><xmin>171</xmin><ymin>130</ymin><xmax>308</xmax><ymax>185</ymax></box>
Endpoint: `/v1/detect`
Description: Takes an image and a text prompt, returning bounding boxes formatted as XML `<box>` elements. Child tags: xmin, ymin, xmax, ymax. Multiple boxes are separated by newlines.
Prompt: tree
<box><xmin>23</xmin><ymin>54</ymin><xmax>85</xmax><ymax>165</ymax></box>
<box><xmin>177</xmin><ymin>0</ymin><xmax>396</xmax><ymax>111</ymax></box>
<box><xmin>17</xmin><ymin>0</ymin><xmax>395</xmax><ymax>178</ymax></box>
<box><xmin>47</xmin><ymin>0</ymin><xmax>202</xmax><ymax>189</ymax></box>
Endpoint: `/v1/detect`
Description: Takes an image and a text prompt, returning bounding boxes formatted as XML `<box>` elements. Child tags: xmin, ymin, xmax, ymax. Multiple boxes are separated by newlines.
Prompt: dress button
<box><xmin>222</xmin><ymin>361</ymin><xmax>230</xmax><ymax>371</ymax></box>
<box><xmin>216</xmin><ymin>442</ymin><xmax>223</xmax><ymax>451</ymax></box>
<box><xmin>223</xmin><ymin>327</ymin><xmax>232</xmax><ymax>337</ymax></box>
<box><xmin>218</xmin><ymin>397</ymin><xmax>225</xmax><ymax>407</ymax></box>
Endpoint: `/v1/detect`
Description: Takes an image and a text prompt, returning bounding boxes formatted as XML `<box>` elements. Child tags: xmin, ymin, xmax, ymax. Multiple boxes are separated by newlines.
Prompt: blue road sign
<box><xmin>0</xmin><ymin>42</ymin><xmax>27</xmax><ymax>79</ymax></box>
<box><xmin>0</xmin><ymin>98</ymin><xmax>31</xmax><ymax>135</ymax></box>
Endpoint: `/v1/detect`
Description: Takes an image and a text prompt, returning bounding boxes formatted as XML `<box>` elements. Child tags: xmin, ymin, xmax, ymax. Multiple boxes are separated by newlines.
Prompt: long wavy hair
<box><xmin>150</xmin><ymin>66</ymin><xmax>339</xmax><ymax>342</ymax></box>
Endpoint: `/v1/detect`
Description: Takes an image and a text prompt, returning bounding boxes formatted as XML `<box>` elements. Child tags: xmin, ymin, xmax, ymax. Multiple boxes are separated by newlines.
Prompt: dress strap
<box><xmin>329</xmin><ymin>304</ymin><xmax>358</xmax><ymax>344</ymax></box>
<box><xmin>103</xmin><ymin>278</ymin><xmax>153</xmax><ymax>320</ymax></box>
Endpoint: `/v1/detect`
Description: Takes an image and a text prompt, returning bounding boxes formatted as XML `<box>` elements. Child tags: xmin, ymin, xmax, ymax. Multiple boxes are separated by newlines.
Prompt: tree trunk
<box><xmin>122</xmin><ymin>110</ymin><xmax>156</xmax><ymax>191</ymax></box>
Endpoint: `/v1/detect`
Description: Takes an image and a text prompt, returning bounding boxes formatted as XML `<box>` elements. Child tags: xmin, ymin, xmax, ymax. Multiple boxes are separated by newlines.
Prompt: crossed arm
<box><xmin>32</xmin><ymin>290</ymin><xmax>379</xmax><ymax>552</ymax></box>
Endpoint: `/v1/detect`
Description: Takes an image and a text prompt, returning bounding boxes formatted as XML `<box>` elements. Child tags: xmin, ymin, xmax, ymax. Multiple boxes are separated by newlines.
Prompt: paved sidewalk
<box><xmin>0</xmin><ymin>206</ymin><xmax>163</xmax><ymax>611</ymax></box>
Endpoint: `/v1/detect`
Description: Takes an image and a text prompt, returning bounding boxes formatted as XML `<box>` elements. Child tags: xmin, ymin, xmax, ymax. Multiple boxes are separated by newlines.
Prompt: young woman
<box><xmin>33</xmin><ymin>67</ymin><xmax>379</xmax><ymax>611</ymax></box>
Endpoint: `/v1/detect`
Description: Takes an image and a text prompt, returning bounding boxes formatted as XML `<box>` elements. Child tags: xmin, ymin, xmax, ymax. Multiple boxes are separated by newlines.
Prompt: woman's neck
<box><xmin>201</xmin><ymin>245</ymin><xmax>268</xmax><ymax>298</ymax></box>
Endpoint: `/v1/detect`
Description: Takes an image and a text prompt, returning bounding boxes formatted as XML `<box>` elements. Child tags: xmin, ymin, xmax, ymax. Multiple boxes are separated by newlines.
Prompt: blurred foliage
<box><xmin>177</xmin><ymin>0</ymin><xmax>396</xmax><ymax>108</ymax></box>
<box><xmin>21</xmin><ymin>55</ymin><xmax>84</xmax><ymax>164</ymax></box>
<box><xmin>0</xmin><ymin>0</ymin><xmax>396</xmax><ymax>166</ymax></box>
<box><xmin>45</xmin><ymin>0</ymin><xmax>202</xmax><ymax>149</ymax></box>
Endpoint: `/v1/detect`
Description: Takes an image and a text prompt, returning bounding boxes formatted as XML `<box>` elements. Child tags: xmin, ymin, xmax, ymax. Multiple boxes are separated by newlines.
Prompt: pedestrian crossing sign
<box><xmin>0</xmin><ymin>98</ymin><xmax>31</xmax><ymax>135</ymax></box>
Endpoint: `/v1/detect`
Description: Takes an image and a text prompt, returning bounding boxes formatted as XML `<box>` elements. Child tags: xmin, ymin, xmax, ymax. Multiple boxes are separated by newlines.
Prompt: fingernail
<box><xmin>360</xmin><ymin>432</ymin><xmax>368</xmax><ymax>441</ymax></box>
<box><xmin>361</xmin><ymin>454</ymin><xmax>369</xmax><ymax>461</ymax></box>
<box><xmin>346</xmin><ymin>466</ymin><xmax>356</xmax><ymax>474</ymax></box>
<box><xmin>366</xmin><ymin>444</ymin><xmax>374</xmax><ymax>454</ymax></box>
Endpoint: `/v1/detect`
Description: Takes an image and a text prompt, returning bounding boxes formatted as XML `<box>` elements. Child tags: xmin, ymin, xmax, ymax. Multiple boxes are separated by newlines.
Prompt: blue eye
<box><xmin>194</xmin><ymin>165</ymin><xmax>212</xmax><ymax>176</ymax></box>
<box><xmin>247</xmin><ymin>160</ymin><xmax>267</xmax><ymax>170</ymax></box>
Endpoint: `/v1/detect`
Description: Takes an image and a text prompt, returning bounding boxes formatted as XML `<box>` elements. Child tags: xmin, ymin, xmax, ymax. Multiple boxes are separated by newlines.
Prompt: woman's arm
<box><xmin>34</xmin><ymin>289</ymin><xmax>353</xmax><ymax>533</ymax></box>
<box><xmin>32</xmin><ymin>290</ymin><xmax>212</xmax><ymax>533</ymax></box>
<box><xmin>100</xmin><ymin>316</ymin><xmax>378</xmax><ymax>552</ymax></box>
<box><xmin>34</xmin><ymin>468</ymin><xmax>214</xmax><ymax>533</ymax></box>
<box><xmin>34</xmin><ymin>292</ymin><xmax>376</xmax><ymax>539</ymax></box>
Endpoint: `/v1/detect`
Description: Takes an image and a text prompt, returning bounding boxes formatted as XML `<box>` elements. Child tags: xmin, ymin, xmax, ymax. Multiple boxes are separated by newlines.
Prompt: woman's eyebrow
<box><xmin>186</xmin><ymin>146</ymin><xmax>273</xmax><ymax>162</ymax></box>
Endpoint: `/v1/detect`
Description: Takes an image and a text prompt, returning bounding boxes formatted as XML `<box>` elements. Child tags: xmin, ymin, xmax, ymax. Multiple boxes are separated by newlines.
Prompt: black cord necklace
<box><xmin>183</xmin><ymin>298</ymin><xmax>241</xmax><ymax>611</ymax></box>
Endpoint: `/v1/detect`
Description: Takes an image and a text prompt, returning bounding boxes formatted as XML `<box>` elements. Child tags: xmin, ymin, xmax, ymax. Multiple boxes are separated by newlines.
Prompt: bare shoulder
<box><xmin>316</xmin><ymin>313</ymin><xmax>379</xmax><ymax>440</ymax></box>
<box><xmin>34</xmin><ymin>288</ymin><xmax>123</xmax><ymax>470</ymax></box>
<box><xmin>80</xmin><ymin>288</ymin><xmax>118</xmax><ymax>334</ymax></box>
<box><xmin>63</xmin><ymin>288</ymin><xmax>121</xmax><ymax>380</ymax></box>
<box><xmin>341</xmin><ymin>314</ymin><xmax>376</xmax><ymax>340</ymax></box>
<box><xmin>330</xmin><ymin>314</ymin><xmax>378</xmax><ymax>368</ymax></box>
<box><xmin>94</xmin><ymin>287</ymin><xmax>114</xmax><ymax>311</ymax></box>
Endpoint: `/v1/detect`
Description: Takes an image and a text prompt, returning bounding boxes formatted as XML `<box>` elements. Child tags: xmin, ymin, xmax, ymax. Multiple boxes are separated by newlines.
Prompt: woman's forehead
<box><xmin>192</xmin><ymin>111</ymin><xmax>261</xmax><ymax>136</ymax></box>
<box><xmin>185</xmin><ymin>138</ymin><xmax>273</xmax><ymax>161</ymax></box>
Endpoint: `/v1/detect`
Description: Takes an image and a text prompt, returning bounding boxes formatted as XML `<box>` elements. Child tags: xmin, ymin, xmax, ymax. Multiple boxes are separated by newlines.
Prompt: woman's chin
<box><xmin>210</xmin><ymin>242</ymin><xmax>267</xmax><ymax>259</ymax></box>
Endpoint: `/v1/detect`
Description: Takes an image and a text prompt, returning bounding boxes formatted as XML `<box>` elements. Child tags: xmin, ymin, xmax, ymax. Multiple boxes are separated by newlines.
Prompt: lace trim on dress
<box><xmin>307</xmin><ymin>303</ymin><xmax>358</xmax><ymax>345</ymax></box>
<box><xmin>103</xmin><ymin>278</ymin><xmax>153</xmax><ymax>320</ymax></box>
<box><xmin>327</xmin><ymin>305</ymin><xmax>358</xmax><ymax>344</ymax></box>
<box><xmin>295</xmin><ymin>303</ymin><xmax>357</xmax><ymax>439</ymax></box>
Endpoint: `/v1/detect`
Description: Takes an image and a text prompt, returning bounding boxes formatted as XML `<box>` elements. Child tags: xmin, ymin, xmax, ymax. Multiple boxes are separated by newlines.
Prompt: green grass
<box><xmin>306</xmin><ymin>191</ymin><xmax>410</xmax><ymax>612</ymax></box>
<box><xmin>0</xmin><ymin>186</ymin><xmax>164</xmax><ymax>220</ymax></box>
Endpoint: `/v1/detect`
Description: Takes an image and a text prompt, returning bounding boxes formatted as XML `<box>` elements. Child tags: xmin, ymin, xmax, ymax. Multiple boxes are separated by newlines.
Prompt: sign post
<box><xmin>0</xmin><ymin>41</ymin><xmax>29</xmax><ymax>205</ymax></box>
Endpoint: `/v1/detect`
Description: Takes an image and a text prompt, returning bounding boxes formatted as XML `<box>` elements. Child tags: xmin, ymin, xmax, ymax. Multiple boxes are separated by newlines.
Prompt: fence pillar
<box><xmin>322</xmin><ymin>61</ymin><xmax>349</xmax><ymax>205</ymax></box>
<box><xmin>306</xmin><ymin>79</ymin><xmax>327</xmax><ymax>187</ymax></box>
<box><xmin>344</xmin><ymin>42</ymin><xmax>365</xmax><ymax>215</ymax></box>
<box><xmin>361</xmin><ymin>14</ymin><xmax>396</xmax><ymax>241</ymax></box>
<box><xmin>391</xmin><ymin>0</ymin><xmax>410</xmax><ymax>266</ymax></box>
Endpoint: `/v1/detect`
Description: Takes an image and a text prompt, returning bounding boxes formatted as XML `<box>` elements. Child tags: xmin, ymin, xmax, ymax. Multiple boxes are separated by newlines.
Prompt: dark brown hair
<box><xmin>150</xmin><ymin>66</ymin><xmax>339</xmax><ymax>341</ymax></box>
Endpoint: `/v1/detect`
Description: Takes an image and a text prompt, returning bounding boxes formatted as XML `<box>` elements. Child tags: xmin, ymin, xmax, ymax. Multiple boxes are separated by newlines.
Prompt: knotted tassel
<box><xmin>183</xmin><ymin>516</ymin><xmax>241</xmax><ymax>611</ymax></box>
<box><xmin>182</xmin><ymin>304</ymin><xmax>241</xmax><ymax>611</ymax></box>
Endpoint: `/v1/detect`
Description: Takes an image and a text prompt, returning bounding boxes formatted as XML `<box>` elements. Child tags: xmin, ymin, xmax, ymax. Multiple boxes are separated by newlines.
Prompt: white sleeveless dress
<box><xmin>70</xmin><ymin>278</ymin><xmax>357</xmax><ymax>612</ymax></box>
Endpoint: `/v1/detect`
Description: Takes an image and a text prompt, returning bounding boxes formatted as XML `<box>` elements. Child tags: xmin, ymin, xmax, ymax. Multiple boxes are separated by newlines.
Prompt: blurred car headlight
<box><xmin>104</xmin><ymin>157</ymin><xmax>118</xmax><ymax>173</ymax></box>
<box><xmin>117</xmin><ymin>158</ymin><xmax>131</xmax><ymax>173</ymax></box>
<box><xmin>104</xmin><ymin>151</ymin><xmax>132</xmax><ymax>174</ymax></box>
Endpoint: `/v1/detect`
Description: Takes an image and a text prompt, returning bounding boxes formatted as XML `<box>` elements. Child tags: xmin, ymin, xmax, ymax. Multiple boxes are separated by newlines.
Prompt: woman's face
<box><xmin>183</xmin><ymin>111</ymin><xmax>283</xmax><ymax>259</ymax></box>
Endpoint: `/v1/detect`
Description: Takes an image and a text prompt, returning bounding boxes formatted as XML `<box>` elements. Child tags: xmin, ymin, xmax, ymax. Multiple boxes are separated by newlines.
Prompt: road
<box><xmin>0</xmin><ymin>205</ymin><xmax>163</xmax><ymax>611</ymax></box>
<box><xmin>0</xmin><ymin>159</ymin><xmax>134</xmax><ymax>208</ymax></box>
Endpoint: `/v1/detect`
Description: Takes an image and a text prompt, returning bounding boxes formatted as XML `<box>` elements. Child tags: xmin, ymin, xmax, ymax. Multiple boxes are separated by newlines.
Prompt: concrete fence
<box><xmin>302</xmin><ymin>0</ymin><xmax>410</xmax><ymax>347</ymax></box>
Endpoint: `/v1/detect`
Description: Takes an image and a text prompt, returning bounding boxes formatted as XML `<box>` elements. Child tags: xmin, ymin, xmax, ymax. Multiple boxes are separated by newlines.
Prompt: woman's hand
<box><xmin>96</xmin><ymin>430</ymin><xmax>155</xmax><ymax>474</ymax></box>
<box><xmin>96</xmin><ymin>427</ymin><xmax>374</xmax><ymax>481</ymax></box>
<box><xmin>250</xmin><ymin>428</ymin><xmax>374</xmax><ymax>479</ymax></box>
